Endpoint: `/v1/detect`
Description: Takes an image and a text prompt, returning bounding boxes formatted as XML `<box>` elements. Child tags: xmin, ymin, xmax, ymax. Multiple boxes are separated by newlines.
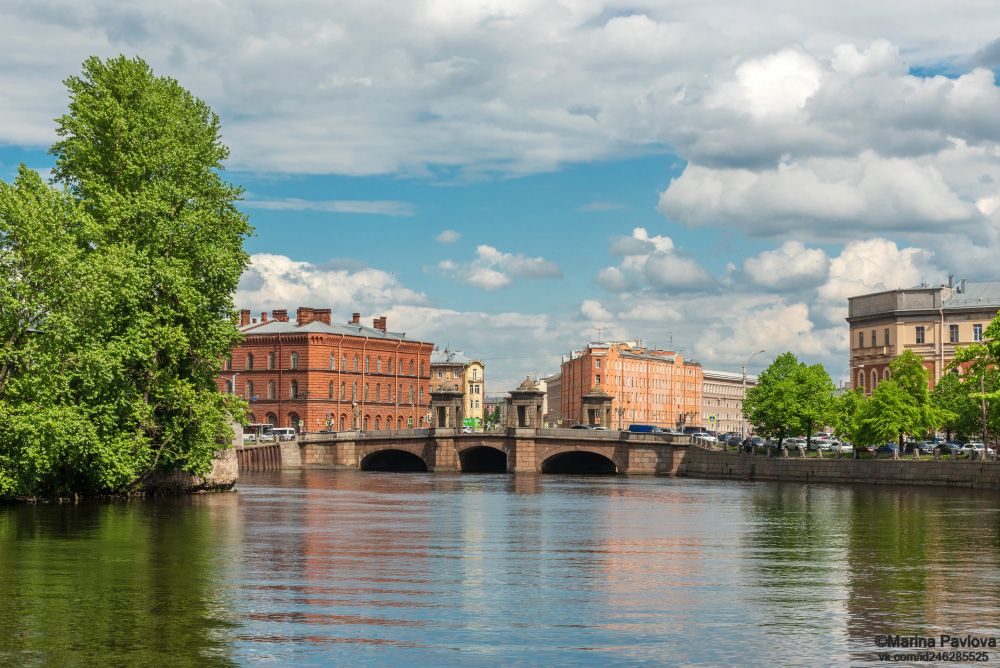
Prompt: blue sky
<box><xmin>3</xmin><ymin>1</ymin><xmax>1000</xmax><ymax>389</ymax></box>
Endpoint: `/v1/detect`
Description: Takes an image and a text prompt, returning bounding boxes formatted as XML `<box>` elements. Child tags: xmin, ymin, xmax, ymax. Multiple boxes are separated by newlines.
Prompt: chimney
<box><xmin>373</xmin><ymin>316</ymin><xmax>387</xmax><ymax>332</ymax></box>
<box><xmin>272</xmin><ymin>309</ymin><xmax>289</xmax><ymax>322</ymax></box>
<box><xmin>351</xmin><ymin>312</ymin><xmax>361</xmax><ymax>324</ymax></box>
<box><xmin>239</xmin><ymin>309</ymin><xmax>251</xmax><ymax>327</ymax></box>
<box><xmin>297</xmin><ymin>306</ymin><xmax>315</xmax><ymax>325</ymax></box>
<box><xmin>261</xmin><ymin>311</ymin><xmax>268</xmax><ymax>323</ymax></box>
<box><xmin>314</xmin><ymin>308</ymin><xmax>331</xmax><ymax>325</ymax></box>
<box><xmin>960</xmin><ymin>278</ymin><xmax>967</xmax><ymax>294</ymax></box>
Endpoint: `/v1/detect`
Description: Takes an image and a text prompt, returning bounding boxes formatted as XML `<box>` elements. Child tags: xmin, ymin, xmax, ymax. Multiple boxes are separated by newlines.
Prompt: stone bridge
<box><xmin>287</xmin><ymin>428</ymin><xmax>693</xmax><ymax>475</ymax></box>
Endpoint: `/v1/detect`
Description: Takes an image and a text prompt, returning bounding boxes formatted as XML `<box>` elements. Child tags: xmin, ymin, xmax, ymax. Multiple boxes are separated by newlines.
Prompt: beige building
<box><xmin>702</xmin><ymin>369</ymin><xmax>758</xmax><ymax>435</ymax></box>
<box><xmin>430</xmin><ymin>349</ymin><xmax>485</xmax><ymax>428</ymax></box>
<box><xmin>540</xmin><ymin>372</ymin><xmax>562</xmax><ymax>427</ymax></box>
<box><xmin>847</xmin><ymin>279</ymin><xmax>1000</xmax><ymax>393</ymax></box>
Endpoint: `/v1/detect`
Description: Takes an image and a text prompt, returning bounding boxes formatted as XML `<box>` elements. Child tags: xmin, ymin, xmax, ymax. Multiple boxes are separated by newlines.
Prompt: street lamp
<box><xmin>229</xmin><ymin>372</ymin><xmax>239</xmax><ymax>395</ymax></box>
<box><xmin>742</xmin><ymin>350</ymin><xmax>764</xmax><ymax>436</ymax></box>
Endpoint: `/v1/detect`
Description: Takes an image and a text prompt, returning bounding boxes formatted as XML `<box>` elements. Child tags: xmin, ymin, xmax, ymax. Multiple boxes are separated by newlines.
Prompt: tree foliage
<box><xmin>0</xmin><ymin>56</ymin><xmax>251</xmax><ymax>498</ymax></box>
<box><xmin>744</xmin><ymin>352</ymin><xmax>835</xmax><ymax>445</ymax></box>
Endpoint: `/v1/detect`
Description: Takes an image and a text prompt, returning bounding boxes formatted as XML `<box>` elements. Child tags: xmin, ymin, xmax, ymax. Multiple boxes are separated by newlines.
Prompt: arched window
<box><xmin>398</xmin><ymin>384</ymin><xmax>402</xmax><ymax>403</ymax></box>
<box><xmin>290</xmin><ymin>380</ymin><xmax>299</xmax><ymax>399</ymax></box>
<box><xmin>365</xmin><ymin>356</ymin><xmax>370</xmax><ymax>373</ymax></box>
<box><xmin>870</xmin><ymin>369</ymin><xmax>878</xmax><ymax>390</ymax></box>
<box><xmin>266</xmin><ymin>412</ymin><xmax>278</xmax><ymax>426</ymax></box>
<box><xmin>409</xmin><ymin>360</ymin><xmax>414</xmax><ymax>375</ymax></box>
<box><xmin>246</xmin><ymin>380</ymin><xmax>254</xmax><ymax>399</ymax></box>
<box><xmin>225</xmin><ymin>356</ymin><xmax>232</xmax><ymax>371</ymax></box>
<box><xmin>225</xmin><ymin>379</ymin><xmax>234</xmax><ymax>393</ymax></box>
<box><xmin>352</xmin><ymin>383</ymin><xmax>357</xmax><ymax>401</ymax></box>
<box><xmin>376</xmin><ymin>357</ymin><xmax>382</xmax><ymax>373</ymax></box>
<box><xmin>388</xmin><ymin>385</ymin><xmax>393</xmax><ymax>402</ymax></box>
<box><xmin>387</xmin><ymin>358</ymin><xmax>393</xmax><ymax>374</ymax></box>
<box><xmin>409</xmin><ymin>386</ymin><xmax>414</xmax><ymax>404</ymax></box>
<box><xmin>341</xmin><ymin>354</ymin><xmax>346</xmax><ymax>370</ymax></box>
<box><xmin>353</xmin><ymin>355</ymin><xmax>359</xmax><ymax>371</ymax></box>
<box><xmin>375</xmin><ymin>417</ymin><xmax>381</xmax><ymax>430</ymax></box>
<box><xmin>268</xmin><ymin>352</ymin><xmax>275</xmax><ymax>370</ymax></box>
<box><xmin>330</xmin><ymin>353</ymin><xmax>336</xmax><ymax>370</ymax></box>
<box><xmin>364</xmin><ymin>383</ymin><xmax>369</xmax><ymax>401</ymax></box>
<box><xmin>375</xmin><ymin>383</ymin><xmax>381</xmax><ymax>401</ymax></box>
<box><xmin>247</xmin><ymin>413</ymin><xmax>256</xmax><ymax>423</ymax></box>
<box><xmin>290</xmin><ymin>352</ymin><xmax>298</xmax><ymax>370</ymax></box>
<box><xmin>328</xmin><ymin>381</ymin><xmax>334</xmax><ymax>399</ymax></box>
<box><xmin>289</xmin><ymin>412</ymin><xmax>300</xmax><ymax>432</ymax></box>
<box><xmin>340</xmin><ymin>382</ymin><xmax>346</xmax><ymax>400</ymax></box>
<box><xmin>363</xmin><ymin>416</ymin><xmax>370</xmax><ymax>430</ymax></box>
<box><xmin>420</xmin><ymin>361</ymin><xmax>425</xmax><ymax>377</ymax></box>
<box><xmin>246</xmin><ymin>353</ymin><xmax>254</xmax><ymax>370</ymax></box>
<box><xmin>857</xmin><ymin>371</ymin><xmax>864</xmax><ymax>391</ymax></box>
<box><xmin>268</xmin><ymin>380</ymin><xmax>275</xmax><ymax>399</ymax></box>
<box><xmin>883</xmin><ymin>368</ymin><xmax>890</xmax><ymax>380</ymax></box>
<box><xmin>339</xmin><ymin>415</ymin><xmax>346</xmax><ymax>431</ymax></box>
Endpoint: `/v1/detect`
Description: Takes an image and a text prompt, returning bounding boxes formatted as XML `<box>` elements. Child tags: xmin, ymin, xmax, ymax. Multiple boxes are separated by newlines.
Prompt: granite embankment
<box><xmin>683</xmin><ymin>446</ymin><xmax>1000</xmax><ymax>489</ymax></box>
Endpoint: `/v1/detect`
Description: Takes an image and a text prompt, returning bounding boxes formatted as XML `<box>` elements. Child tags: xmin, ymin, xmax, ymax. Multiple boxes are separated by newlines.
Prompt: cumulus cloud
<box><xmin>597</xmin><ymin>227</ymin><xmax>713</xmax><ymax>292</ymax></box>
<box><xmin>743</xmin><ymin>241</ymin><xmax>829</xmax><ymax>289</ymax></box>
<box><xmin>435</xmin><ymin>229</ymin><xmax>461</xmax><ymax>243</ymax></box>
<box><xmin>438</xmin><ymin>244</ymin><xmax>561</xmax><ymax>290</ymax></box>
<box><xmin>580</xmin><ymin>299</ymin><xmax>613</xmax><ymax>321</ymax></box>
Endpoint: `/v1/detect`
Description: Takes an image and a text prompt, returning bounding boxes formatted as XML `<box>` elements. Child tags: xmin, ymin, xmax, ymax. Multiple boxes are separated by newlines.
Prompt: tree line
<box><xmin>0</xmin><ymin>56</ymin><xmax>251</xmax><ymax>498</ymax></box>
<box><xmin>745</xmin><ymin>317</ymin><xmax>1000</xmax><ymax>451</ymax></box>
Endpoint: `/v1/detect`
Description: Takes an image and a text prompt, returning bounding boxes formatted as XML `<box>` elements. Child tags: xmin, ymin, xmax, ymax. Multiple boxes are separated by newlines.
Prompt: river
<box><xmin>2</xmin><ymin>471</ymin><xmax>1000</xmax><ymax>666</ymax></box>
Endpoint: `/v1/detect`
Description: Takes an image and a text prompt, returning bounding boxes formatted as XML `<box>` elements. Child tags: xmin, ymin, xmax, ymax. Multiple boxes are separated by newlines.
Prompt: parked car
<box><xmin>811</xmin><ymin>432</ymin><xmax>835</xmax><ymax>441</ymax></box>
<box><xmin>786</xmin><ymin>437</ymin><xmax>808</xmax><ymax>452</ymax></box>
<box><xmin>272</xmin><ymin>427</ymin><xmax>296</xmax><ymax>441</ymax></box>
<box><xmin>943</xmin><ymin>441</ymin><xmax>964</xmax><ymax>456</ymax></box>
<box><xmin>726</xmin><ymin>434</ymin><xmax>743</xmax><ymax>447</ymax></box>
<box><xmin>569</xmin><ymin>423</ymin><xmax>590</xmax><ymax>430</ymax></box>
<box><xmin>461</xmin><ymin>425</ymin><xmax>473</xmax><ymax>434</ymax></box>
<box><xmin>962</xmin><ymin>442</ymin><xmax>986</xmax><ymax>455</ymax></box>
<box><xmin>876</xmin><ymin>442</ymin><xmax>900</xmax><ymax>457</ymax></box>
<box><xmin>910</xmin><ymin>441</ymin><xmax>935</xmax><ymax>454</ymax></box>
<box><xmin>832</xmin><ymin>441</ymin><xmax>853</xmax><ymax>455</ymax></box>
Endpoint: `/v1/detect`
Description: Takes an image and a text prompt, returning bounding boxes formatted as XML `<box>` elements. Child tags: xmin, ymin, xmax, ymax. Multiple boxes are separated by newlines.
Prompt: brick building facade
<box><xmin>559</xmin><ymin>341</ymin><xmax>703</xmax><ymax>430</ymax></box>
<box><xmin>217</xmin><ymin>307</ymin><xmax>434</xmax><ymax>433</ymax></box>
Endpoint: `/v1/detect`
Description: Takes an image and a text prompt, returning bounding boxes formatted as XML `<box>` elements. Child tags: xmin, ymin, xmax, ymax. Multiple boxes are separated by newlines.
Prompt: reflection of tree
<box><xmin>0</xmin><ymin>498</ymin><xmax>240</xmax><ymax>666</ymax></box>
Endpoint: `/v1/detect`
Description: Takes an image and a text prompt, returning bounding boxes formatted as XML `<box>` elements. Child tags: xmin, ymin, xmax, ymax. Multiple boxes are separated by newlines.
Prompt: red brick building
<box><xmin>217</xmin><ymin>307</ymin><xmax>434</xmax><ymax>433</ymax></box>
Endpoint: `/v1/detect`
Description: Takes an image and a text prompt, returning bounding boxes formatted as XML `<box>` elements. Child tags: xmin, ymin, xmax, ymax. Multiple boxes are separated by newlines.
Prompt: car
<box><xmin>943</xmin><ymin>441</ymin><xmax>964</xmax><ymax>456</ymax></box>
<box><xmin>271</xmin><ymin>427</ymin><xmax>296</xmax><ymax>441</ymax></box>
<box><xmin>832</xmin><ymin>442</ymin><xmax>853</xmax><ymax>454</ymax></box>
<box><xmin>591</xmin><ymin>426</ymin><xmax>608</xmax><ymax>431</ymax></box>
<box><xmin>811</xmin><ymin>432</ymin><xmax>835</xmax><ymax>441</ymax></box>
<box><xmin>726</xmin><ymin>434</ymin><xmax>743</xmax><ymax>447</ymax></box>
<box><xmin>461</xmin><ymin>425</ymin><xmax>473</xmax><ymax>434</ymax></box>
<box><xmin>962</xmin><ymin>442</ymin><xmax>985</xmax><ymax>455</ymax></box>
<box><xmin>569</xmin><ymin>423</ymin><xmax>592</xmax><ymax>430</ymax></box>
<box><xmin>751</xmin><ymin>436</ymin><xmax>766</xmax><ymax>447</ymax></box>
<box><xmin>876</xmin><ymin>442</ymin><xmax>900</xmax><ymax>457</ymax></box>
<box><xmin>910</xmin><ymin>441</ymin><xmax>935</xmax><ymax>454</ymax></box>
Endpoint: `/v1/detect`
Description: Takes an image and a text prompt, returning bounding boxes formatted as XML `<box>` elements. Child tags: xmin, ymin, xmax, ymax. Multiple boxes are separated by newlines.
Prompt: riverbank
<box><xmin>682</xmin><ymin>445</ymin><xmax>1000</xmax><ymax>489</ymax></box>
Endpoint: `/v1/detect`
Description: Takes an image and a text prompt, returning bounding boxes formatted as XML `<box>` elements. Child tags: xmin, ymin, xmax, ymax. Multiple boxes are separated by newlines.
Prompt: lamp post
<box><xmin>742</xmin><ymin>349</ymin><xmax>764</xmax><ymax>436</ymax></box>
<box><xmin>229</xmin><ymin>372</ymin><xmax>239</xmax><ymax>395</ymax></box>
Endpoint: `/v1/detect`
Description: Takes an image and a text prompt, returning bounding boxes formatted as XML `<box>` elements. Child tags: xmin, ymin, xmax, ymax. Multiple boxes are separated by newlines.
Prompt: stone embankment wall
<box><xmin>144</xmin><ymin>448</ymin><xmax>239</xmax><ymax>493</ymax></box>
<box><xmin>683</xmin><ymin>446</ymin><xmax>1000</xmax><ymax>489</ymax></box>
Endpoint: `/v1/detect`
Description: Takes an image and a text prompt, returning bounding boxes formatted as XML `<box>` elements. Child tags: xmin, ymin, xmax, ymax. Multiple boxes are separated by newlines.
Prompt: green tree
<box><xmin>854</xmin><ymin>380</ymin><xmax>923</xmax><ymax>448</ymax></box>
<box><xmin>832</xmin><ymin>388</ymin><xmax>866</xmax><ymax>446</ymax></box>
<box><xmin>744</xmin><ymin>353</ymin><xmax>835</xmax><ymax>450</ymax></box>
<box><xmin>931</xmin><ymin>372</ymin><xmax>980</xmax><ymax>440</ymax></box>
<box><xmin>0</xmin><ymin>56</ymin><xmax>251</xmax><ymax>498</ymax></box>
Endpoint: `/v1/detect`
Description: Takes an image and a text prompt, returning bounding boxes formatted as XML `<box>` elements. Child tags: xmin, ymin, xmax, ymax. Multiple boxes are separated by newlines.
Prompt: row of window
<box><xmin>858</xmin><ymin>324</ymin><xmax>984</xmax><ymax>348</ymax></box>
<box><xmin>435</xmin><ymin>368</ymin><xmax>482</xmax><ymax>381</ymax></box>
<box><xmin>225</xmin><ymin>352</ymin><xmax>427</xmax><ymax>375</ymax></box>
<box><xmin>857</xmin><ymin>367</ymin><xmax>891</xmax><ymax>392</ymax></box>
<box><xmin>252</xmin><ymin>412</ymin><xmax>417</xmax><ymax>432</ymax></box>
<box><xmin>229</xmin><ymin>379</ymin><xmax>423</xmax><ymax>403</ymax></box>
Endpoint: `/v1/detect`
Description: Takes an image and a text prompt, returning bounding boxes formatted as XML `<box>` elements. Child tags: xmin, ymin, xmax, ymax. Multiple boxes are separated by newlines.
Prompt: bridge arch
<box><xmin>538</xmin><ymin>447</ymin><xmax>620</xmax><ymax>474</ymax></box>
<box><xmin>360</xmin><ymin>448</ymin><xmax>429</xmax><ymax>472</ymax></box>
<box><xmin>458</xmin><ymin>444</ymin><xmax>509</xmax><ymax>473</ymax></box>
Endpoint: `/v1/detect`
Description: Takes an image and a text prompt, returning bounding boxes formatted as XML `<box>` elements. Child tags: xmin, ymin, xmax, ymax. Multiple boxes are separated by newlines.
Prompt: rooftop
<box><xmin>239</xmin><ymin>318</ymin><xmax>420</xmax><ymax>343</ymax></box>
<box><xmin>430</xmin><ymin>348</ymin><xmax>475</xmax><ymax>365</ymax></box>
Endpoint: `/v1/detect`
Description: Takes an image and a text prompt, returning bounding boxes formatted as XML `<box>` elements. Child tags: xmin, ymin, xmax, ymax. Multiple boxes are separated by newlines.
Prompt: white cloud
<box><xmin>744</xmin><ymin>241</ymin><xmax>829</xmax><ymax>289</ymax></box>
<box><xmin>597</xmin><ymin>227</ymin><xmax>713</xmax><ymax>292</ymax></box>
<box><xmin>438</xmin><ymin>243</ymin><xmax>561</xmax><ymax>290</ymax></box>
<box><xmin>435</xmin><ymin>229</ymin><xmax>461</xmax><ymax>243</ymax></box>
<box><xmin>242</xmin><ymin>197</ymin><xmax>415</xmax><ymax>216</ymax></box>
<box><xmin>580</xmin><ymin>299</ymin><xmax>613</xmax><ymax>321</ymax></box>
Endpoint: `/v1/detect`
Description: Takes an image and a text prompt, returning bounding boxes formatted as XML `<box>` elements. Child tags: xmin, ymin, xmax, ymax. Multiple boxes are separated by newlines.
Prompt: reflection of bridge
<box><xmin>279</xmin><ymin>428</ymin><xmax>693</xmax><ymax>475</ymax></box>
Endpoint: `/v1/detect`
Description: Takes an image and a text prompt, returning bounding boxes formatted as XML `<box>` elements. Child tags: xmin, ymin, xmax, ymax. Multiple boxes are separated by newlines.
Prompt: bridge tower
<box><xmin>507</xmin><ymin>377</ymin><xmax>545</xmax><ymax>428</ymax></box>
<box><xmin>429</xmin><ymin>384</ymin><xmax>465</xmax><ymax>429</ymax></box>
<box><xmin>581</xmin><ymin>387</ymin><xmax>614</xmax><ymax>427</ymax></box>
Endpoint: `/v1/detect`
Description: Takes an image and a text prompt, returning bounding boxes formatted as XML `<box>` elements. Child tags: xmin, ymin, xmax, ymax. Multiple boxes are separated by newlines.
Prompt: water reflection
<box><xmin>2</xmin><ymin>472</ymin><xmax>1000</xmax><ymax>666</ymax></box>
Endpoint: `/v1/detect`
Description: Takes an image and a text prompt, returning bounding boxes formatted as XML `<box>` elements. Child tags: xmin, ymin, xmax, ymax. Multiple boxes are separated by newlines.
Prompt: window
<box><xmin>246</xmin><ymin>380</ymin><xmax>254</xmax><ymax>399</ymax></box>
<box><xmin>330</xmin><ymin>353</ymin><xmax>336</xmax><ymax>370</ymax></box>
<box><xmin>596</xmin><ymin>374</ymin><xmax>601</xmax><ymax>385</ymax></box>
<box><xmin>375</xmin><ymin>417</ymin><xmax>381</xmax><ymax>430</ymax></box>
<box><xmin>950</xmin><ymin>324</ymin><xmax>959</xmax><ymax>343</ymax></box>
<box><xmin>340</xmin><ymin>382</ymin><xmax>346</xmax><ymax>400</ymax></box>
<box><xmin>858</xmin><ymin>332</ymin><xmax>863</xmax><ymax>348</ymax></box>
<box><xmin>246</xmin><ymin>353</ymin><xmax>254</xmax><ymax>370</ymax></box>
<box><xmin>290</xmin><ymin>352</ymin><xmax>299</xmax><ymax>369</ymax></box>
<box><xmin>341</xmin><ymin>354</ymin><xmax>346</xmax><ymax>370</ymax></box>
<box><xmin>290</xmin><ymin>380</ymin><xmax>299</xmax><ymax>399</ymax></box>
<box><xmin>595</xmin><ymin>359</ymin><xmax>601</xmax><ymax>369</ymax></box>
<box><xmin>329</xmin><ymin>382</ymin><xmax>334</xmax><ymax>399</ymax></box>
<box><xmin>409</xmin><ymin>386</ymin><xmax>414</xmax><ymax>404</ymax></box>
<box><xmin>974</xmin><ymin>323</ymin><xmax>983</xmax><ymax>342</ymax></box>
<box><xmin>883</xmin><ymin>368</ymin><xmax>890</xmax><ymax>380</ymax></box>
<box><xmin>225</xmin><ymin>356</ymin><xmax>232</xmax><ymax>371</ymax></box>
<box><xmin>353</xmin><ymin>355</ymin><xmax>359</xmax><ymax>371</ymax></box>
<box><xmin>915</xmin><ymin>326</ymin><xmax>925</xmax><ymax>344</ymax></box>
<box><xmin>870</xmin><ymin>330</ymin><xmax>876</xmax><ymax>347</ymax></box>
<box><xmin>437</xmin><ymin>369</ymin><xmax>443</xmax><ymax>379</ymax></box>
<box><xmin>472</xmin><ymin>368</ymin><xmax>478</xmax><ymax>380</ymax></box>
<box><xmin>389</xmin><ymin>385</ymin><xmax>393</xmax><ymax>402</ymax></box>
<box><xmin>351</xmin><ymin>383</ymin><xmax>357</xmax><ymax>401</ymax></box>
<box><xmin>268</xmin><ymin>352</ymin><xmax>275</xmax><ymax>370</ymax></box>
<box><xmin>365</xmin><ymin>356</ymin><xmax>370</xmax><ymax>373</ymax></box>
<box><xmin>883</xmin><ymin>329</ymin><xmax>889</xmax><ymax>346</ymax></box>
<box><xmin>364</xmin><ymin>383</ymin><xmax>369</xmax><ymax>401</ymax></box>
<box><xmin>398</xmin><ymin>384</ymin><xmax>402</xmax><ymax>402</ymax></box>
<box><xmin>268</xmin><ymin>380</ymin><xmax>275</xmax><ymax>399</ymax></box>
<box><xmin>376</xmin><ymin>358</ymin><xmax>382</xmax><ymax>373</ymax></box>
<box><xmin>376</xmin><ymin>383</ymin><xmax>381</xmax><ymax>401</ymax></box>
<box><xmin>420</xmin><ymin>361</ymin><xmax>425</xmax><ymax>377</ymax></box>
<box><xmin>409</xmin><ymin>360</ymin><xmax>414</xmax><ymax>375</ymax></box>
<box><xmin>870</xmin><ymin>369</ymin><xmax>878</xmax><ymax>390</ymax></box>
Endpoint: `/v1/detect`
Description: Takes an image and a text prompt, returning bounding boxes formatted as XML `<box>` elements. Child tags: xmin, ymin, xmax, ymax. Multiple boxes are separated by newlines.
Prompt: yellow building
<box><xmin>430</xmin><ymin>349</ymin><xmax>485</xmax><ymax>429</ymax></box>
<box><xmin>847</xmin><ymin>279</ymin><xmax>1000</xmax><ymax>393</ymax></box>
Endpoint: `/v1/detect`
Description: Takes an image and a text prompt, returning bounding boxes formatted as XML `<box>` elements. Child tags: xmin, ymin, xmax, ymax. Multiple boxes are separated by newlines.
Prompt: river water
<box><xmin>2</xmin><ymin>471</ymin><xmax>1000</xmax><ymax>666</ymax></box>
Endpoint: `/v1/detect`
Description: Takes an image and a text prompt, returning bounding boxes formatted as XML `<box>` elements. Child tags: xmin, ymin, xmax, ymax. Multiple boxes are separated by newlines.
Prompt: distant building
<box><xmin>847</xmin><ymin>278</ymin><xmax>1000</xmax><ymax>393</ymax></box>
<box><xmin>430</xmin><ymin>349</ymin><xmax>485</xmax><ymax>428</ymax></box>
<box><xmin>560</xmin><ymin>341</ymin><xmax>703</xmax><ymax>429</ymax></box>
<box><xmin>217</xmin><ymin>307</ymin><xmax>434</xmax><ymax>433</ymax></box>
<box><xmin>701</xmin><ymin>369</ymin><xmax>758</xmax><ymax>435</ymax></box>
<box><xmin>540</xmin><ymin>372</ymin><xmax>562</xmax><ymax>427</ymax></box>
